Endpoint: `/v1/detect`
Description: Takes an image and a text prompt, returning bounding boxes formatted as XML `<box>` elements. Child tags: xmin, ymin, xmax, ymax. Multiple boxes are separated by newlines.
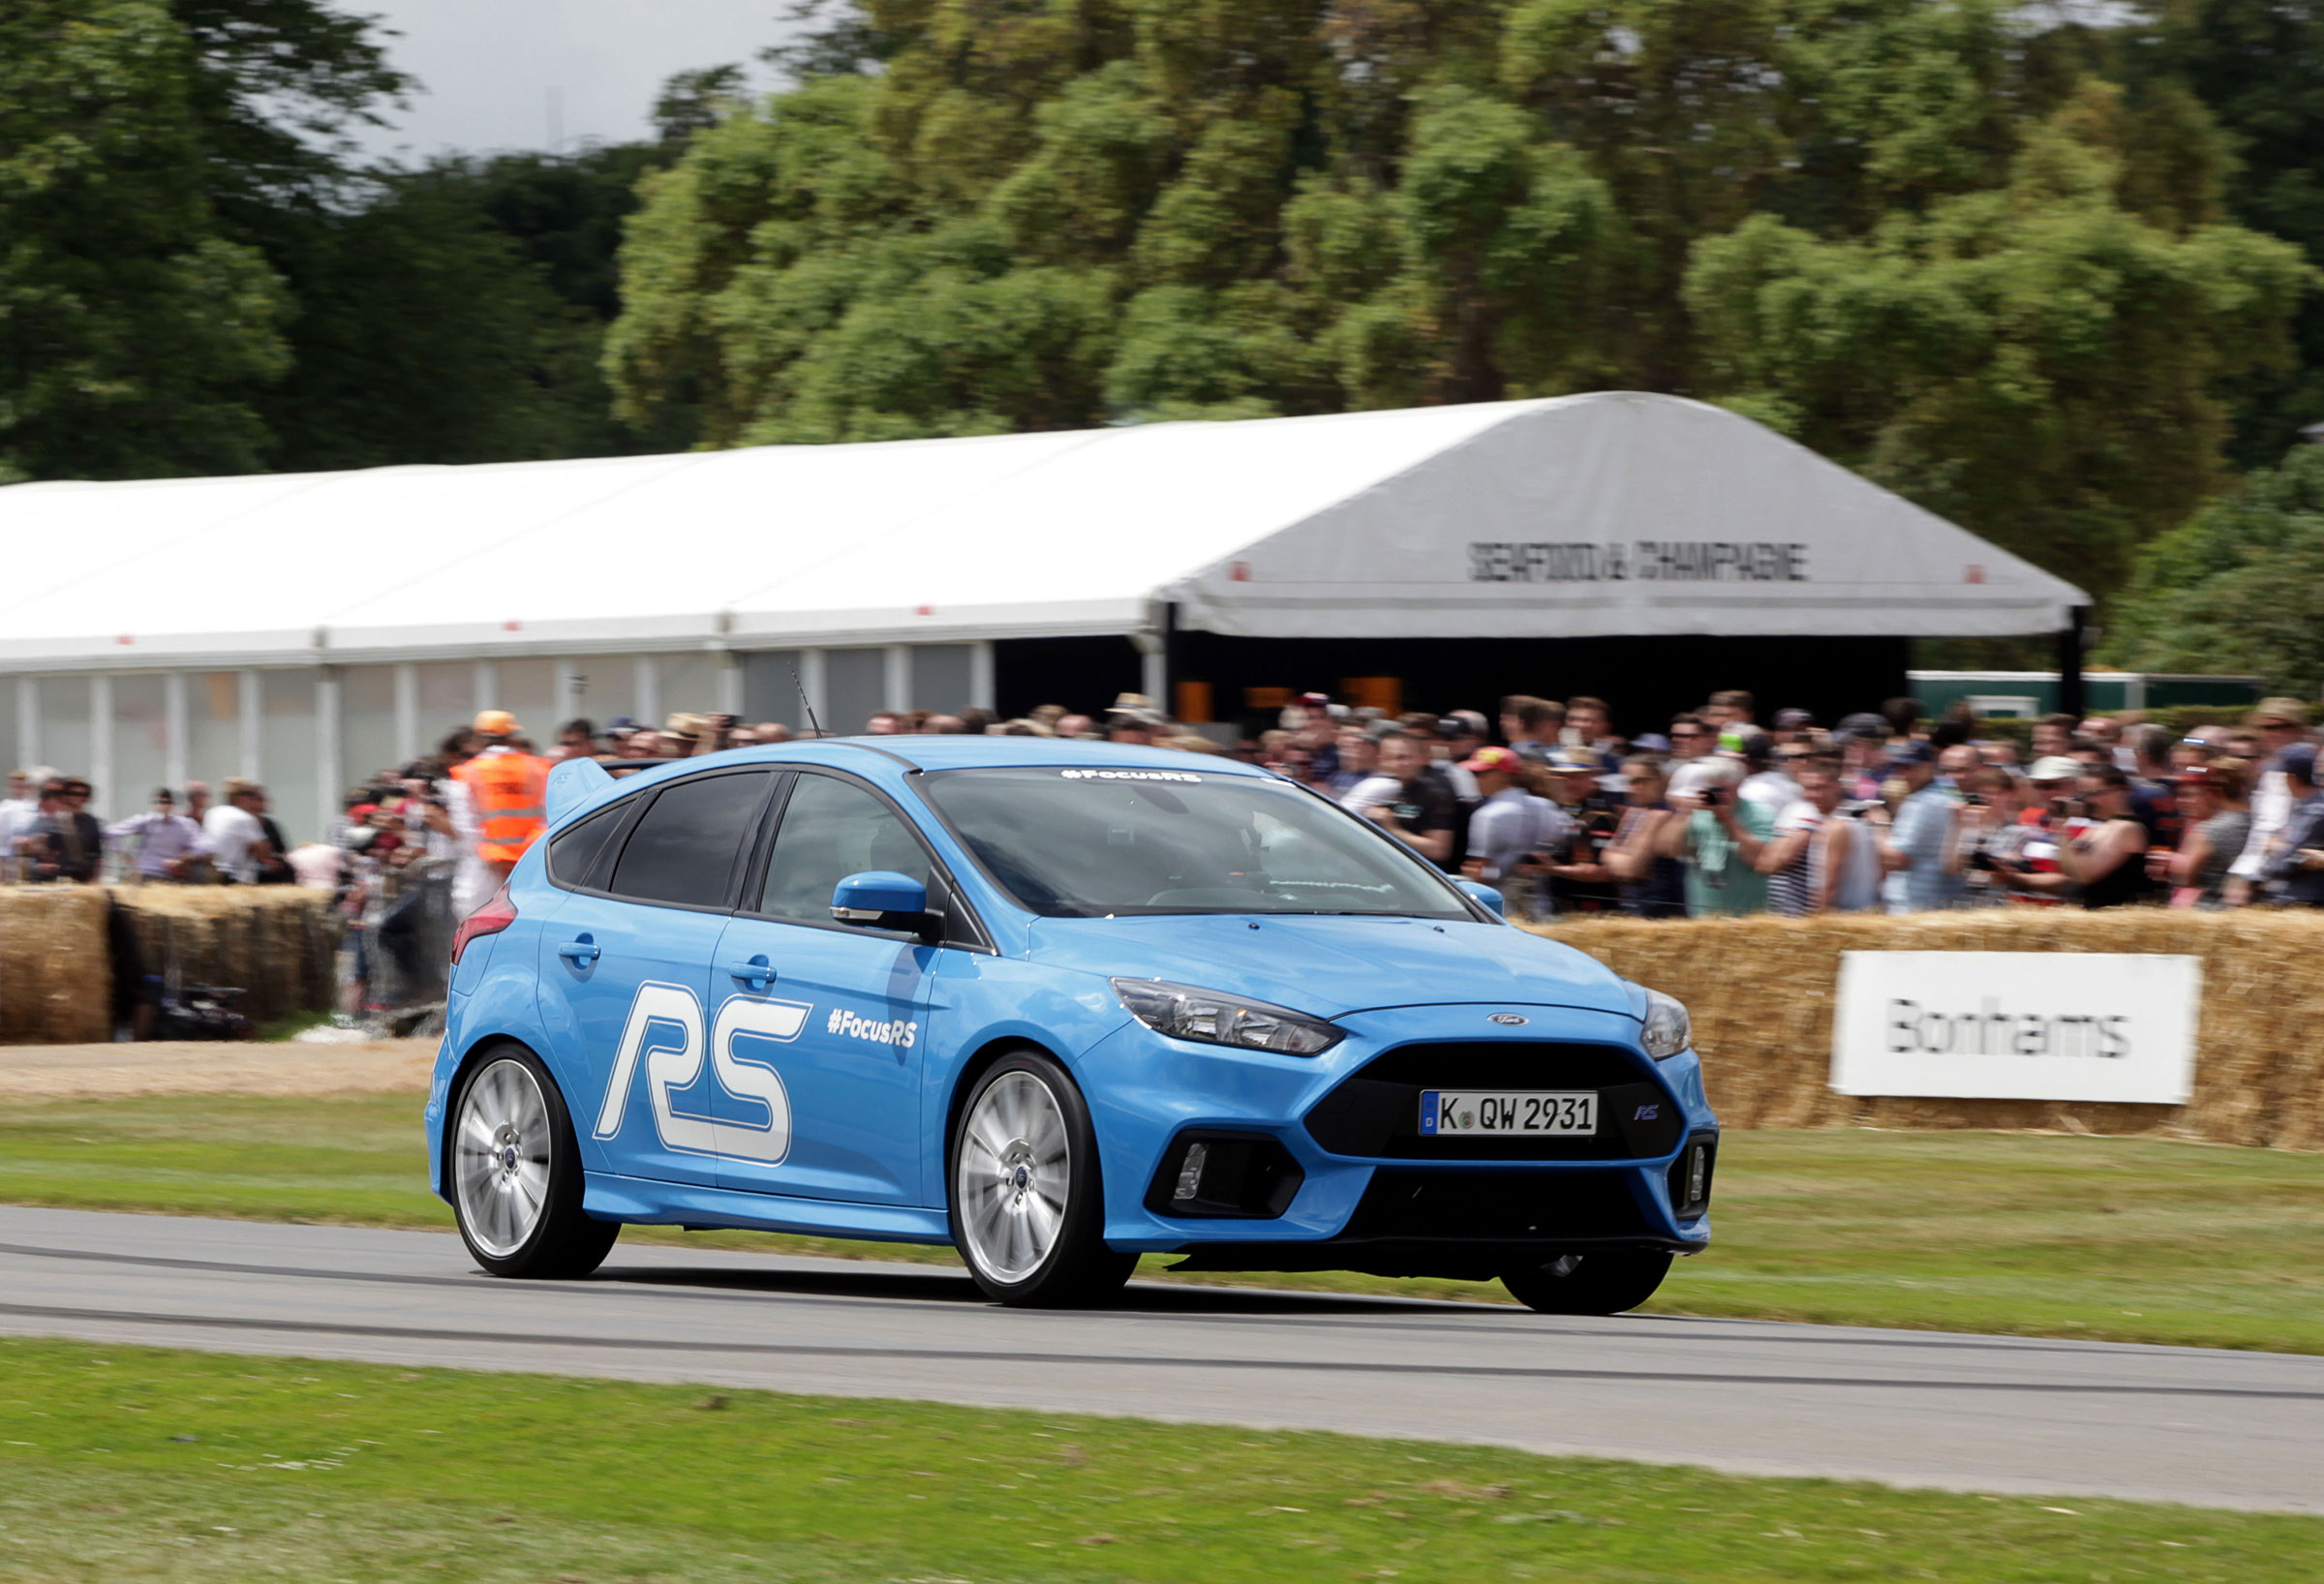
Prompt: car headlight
<box><xmin>1111</xmin><ymin>979</ymin><xmax>1344</xmax><ymax>1056</ymax></box>
<box><xmin>1640</xmin><ymin>989</ymin><xmax>1692</xmax><ymax>1060</ymax></box>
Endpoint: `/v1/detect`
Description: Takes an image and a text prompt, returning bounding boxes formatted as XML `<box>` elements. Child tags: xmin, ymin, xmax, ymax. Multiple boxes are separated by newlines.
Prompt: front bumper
<box><xmin>1084</xmin><ymin>1003</ymin><xmax>1717</xmax><ymax>1276</ymax></box>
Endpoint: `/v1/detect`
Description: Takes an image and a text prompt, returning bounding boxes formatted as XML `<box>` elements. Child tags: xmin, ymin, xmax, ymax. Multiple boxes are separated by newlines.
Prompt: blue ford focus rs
<box><xmin>425</xmin><ymin>737</ymin><xmax>1716</xmax><ymax>1311</ymax></box>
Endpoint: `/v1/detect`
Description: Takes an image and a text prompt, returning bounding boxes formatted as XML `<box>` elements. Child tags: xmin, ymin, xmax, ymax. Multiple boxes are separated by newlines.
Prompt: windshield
<box><xmin>917</xmin><ymin>767</ymin><xmax>1475</xmax><ymax>920</ymax></box>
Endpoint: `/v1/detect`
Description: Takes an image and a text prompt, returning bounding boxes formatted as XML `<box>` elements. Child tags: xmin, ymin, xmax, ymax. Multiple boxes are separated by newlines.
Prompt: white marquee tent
<box><xmin>0</xmin><ymin>391</ymin><xmax>2086</xmax><ymax>836</ymax></box>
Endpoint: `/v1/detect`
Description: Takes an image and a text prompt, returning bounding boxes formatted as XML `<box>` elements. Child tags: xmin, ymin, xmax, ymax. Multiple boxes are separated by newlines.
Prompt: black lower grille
<box><xmin>1345</xmin><ymin>1169</ymin><xmax>1650</xmax><ymax>1241</ymax></box>
<box><xmin>1303</xmin><ymin>1042</ymin><xmax>1682</xmax><ymax>1160</ymax></box>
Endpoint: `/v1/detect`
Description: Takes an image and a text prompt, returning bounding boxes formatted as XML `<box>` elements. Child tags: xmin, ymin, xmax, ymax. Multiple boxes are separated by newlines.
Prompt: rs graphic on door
<box><xmin>591</xmin><ymin>983</ymin><xmax>809</xmax><ymax>1164</ymax></box>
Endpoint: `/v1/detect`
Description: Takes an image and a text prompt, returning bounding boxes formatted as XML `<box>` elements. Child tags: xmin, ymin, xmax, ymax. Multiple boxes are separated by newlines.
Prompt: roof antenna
<box><xmin>789</xmin><ymin>659</ymin><xmax>825</xmax><ymax>738</ymax></box>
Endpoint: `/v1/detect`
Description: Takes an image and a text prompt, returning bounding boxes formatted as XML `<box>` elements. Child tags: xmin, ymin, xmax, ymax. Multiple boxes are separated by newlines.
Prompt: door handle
<box><xmin>557</xmin><ymin>938</ymin><xmax>600</xmax><ymax>964</ymax></box>
<box><xmin>722</xmin><ymin>954</ymin><xmax>775</xmax><ymax>989</ymax></box>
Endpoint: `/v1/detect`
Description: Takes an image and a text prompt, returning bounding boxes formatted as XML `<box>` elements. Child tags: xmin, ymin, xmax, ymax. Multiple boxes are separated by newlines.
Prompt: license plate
<box><xmin>1420</xmin><ymin>1090</ymin><xmax>1597</xmax><ymax>1137</ymax></box>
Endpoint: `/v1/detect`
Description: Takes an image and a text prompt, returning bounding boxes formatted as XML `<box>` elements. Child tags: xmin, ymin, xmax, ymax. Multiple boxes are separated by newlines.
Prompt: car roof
<box><xmin>594</xmin><ymin>735</ymin><xmax>1269</xmax><ymax>784</ymax></box>
<box><xmin>843</xmin><ymin>735</ymin><xmax>1265</xmax><ymax>775</ymax></box>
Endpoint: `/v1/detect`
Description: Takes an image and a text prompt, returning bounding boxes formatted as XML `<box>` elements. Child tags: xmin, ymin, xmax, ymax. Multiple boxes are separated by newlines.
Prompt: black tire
<box><xmin>949</xmin><ymin>1051</ymin><xmax>1136</xmax><ymax>1307</ymax></box>
<box><xmin>1502</xmin><ymin>1249</ymin><xmax>1672</xmax><ymax>1315</ymax></box>
<box><xmin>448</xmin><ymin>1045</ymin><xmax>618</xmax><ymax>1279</ymax></box>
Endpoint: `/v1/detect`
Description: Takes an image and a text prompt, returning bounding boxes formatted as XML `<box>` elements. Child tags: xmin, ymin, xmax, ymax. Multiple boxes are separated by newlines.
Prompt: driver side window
<box><xmin>756</xmin><ymin>774</ymin><xmax>933</xmax><ymax>923</ymax></box>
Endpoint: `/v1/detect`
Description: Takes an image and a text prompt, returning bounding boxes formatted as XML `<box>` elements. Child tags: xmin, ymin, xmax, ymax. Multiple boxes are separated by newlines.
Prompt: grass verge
<box><xmin>4</xmin><ymin>1093</ymin><xmax>2322</xmax><ymax>1353</ymax></box>
<box><xmin>1</xmin><ymin>1338</ymin><xmax>2316</xmax><ymax>1582</ymax></box>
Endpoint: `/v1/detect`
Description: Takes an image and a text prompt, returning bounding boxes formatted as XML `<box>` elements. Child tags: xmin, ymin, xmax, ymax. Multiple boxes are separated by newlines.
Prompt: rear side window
<box><xmin>545</xmin><ymin>801</ymin><xmax>630</xmax><ymax>892</ymax></box>
<box><xmin>608</xmin><ymin>771</ymin><xmax>772</xmax><ymax>909</ymax></box>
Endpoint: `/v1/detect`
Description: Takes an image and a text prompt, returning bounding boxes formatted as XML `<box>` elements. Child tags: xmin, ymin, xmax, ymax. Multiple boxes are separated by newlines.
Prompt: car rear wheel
<box><xmin>450</xmin><ymin>1047</ymin><xmax>618</xmax><ymax>1279</ymax></box>
<box><xmin>950</xmin><ymin>1052</ymin><xmax>1135</xmax><ymax>1307</ymax></box>
<box><xmin>1502</xmin><ymin>1249</ymin><xmax>1672</xmax><ymax>1315</ymax></box>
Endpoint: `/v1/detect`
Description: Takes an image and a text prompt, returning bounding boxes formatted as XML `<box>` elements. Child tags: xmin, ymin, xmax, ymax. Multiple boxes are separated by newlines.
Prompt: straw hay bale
<box><xmin>0</xmin><ymin>887</ymin><xmax>113</xmax><ymax>1044</ymax></box>
<box><xmin>1527</xmin><ymin>910</ymin><xmax>2324</xmax><ymax>1149</ymax></box>
<box><xmin>107</xmin><ymin>886</ymin><xmax>337</xmax><ymax>1024</ymax></box>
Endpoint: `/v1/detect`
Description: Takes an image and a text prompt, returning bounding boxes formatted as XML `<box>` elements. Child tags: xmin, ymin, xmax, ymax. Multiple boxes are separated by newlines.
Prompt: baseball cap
<box><xmin>1547</xmin><ymin>749</ymin><xmax>1603</xmax><ymax>774</ymax></box>
<box><xmin>1773</xmin><ymin>707</ymin><xmax>1816</xmax><ymax>730</ymax></box>
<box><xmin>604</xmin><ymin>716</ymin><xmax>638</xmax><ymax>734</ymax></box>
<box><xmin>1462</xmin><ymin>746</ymin><xmax>1525</xmax><ymax>775</ymax></box>
<box><xmin>1834</xmin><ymin>712</ymin><xmax>1890</xmax><ymax>743</ymax></box>
<box><xmin>1436</xmin><ymin>716</ymin><xmax>1471</xmax><ymax>739</ymax></box>
<box><xmin>474</xmin><ymin>709</ymin><xmax>521</xmax><ymax>736</ymax></box>
<box><xmin>2280</xmin><ymin>744</ymin><xmax>2318</xmax><ymax>780</ymax></box>
<box><xmin>1884</xmin><ymin>740</ymin><xmax>1937</xmax><ymax>767</ymax></box>
<box><xmin>2029</xmin><ymin>755</ymin><xmax>2082</xmax><ymax>782</ymax></box>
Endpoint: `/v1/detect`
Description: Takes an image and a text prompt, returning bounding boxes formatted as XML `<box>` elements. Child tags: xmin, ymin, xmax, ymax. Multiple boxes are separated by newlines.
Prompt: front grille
<box><xmin>1302</xmin><ymin>1041</ymin><xmax>1681</xmax><ymax>1160</ymax></box>
<box><xmin>1344</xmin><ymin>1169</ymin><xmax>1651</xmax><ymax>1241</ymax></box>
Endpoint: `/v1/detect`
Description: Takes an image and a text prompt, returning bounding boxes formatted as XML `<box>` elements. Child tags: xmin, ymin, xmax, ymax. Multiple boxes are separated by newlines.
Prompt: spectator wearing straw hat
<box><xmin>1538</xmin><ymin>748</ymin><xmax>1624</xmax><ymax>914</ymax></box>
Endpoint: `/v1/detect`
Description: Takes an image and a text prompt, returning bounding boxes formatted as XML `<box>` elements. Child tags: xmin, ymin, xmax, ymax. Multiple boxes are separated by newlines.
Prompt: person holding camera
<box><xmin>1954</xmin><ymin>766</ymin><xmax>2036</xmax><ymax>905</ymax></box>
<box><xmin>1653</xmin><ymin>757</ymin><xmax>1776</xmax><ymax>917</ymax></box>
<box><xmin>1988</xmin><ymin>764</ymin><xmax>2150</xmax><ymax>908</ymax></box>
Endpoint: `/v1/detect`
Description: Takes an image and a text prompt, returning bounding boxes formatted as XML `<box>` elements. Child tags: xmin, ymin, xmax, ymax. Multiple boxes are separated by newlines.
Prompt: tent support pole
<box><xmin>1141</xmin><ymin>603</ymin><xmax>1175</xmax><ymax>714</ymax></box>
<box><xmin>89</xmin><ymin>674</ymin><xmax>113</xmax><ymax>822</ymax></box>
<box><xmin>2057</xmin><ymin>605</ymin><xmax>2090</xmax><ymax>720</ymax></box>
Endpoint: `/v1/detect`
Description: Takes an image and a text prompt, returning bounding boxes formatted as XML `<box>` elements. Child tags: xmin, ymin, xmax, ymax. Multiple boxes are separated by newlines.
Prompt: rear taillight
<box><xmin>450</xmin><ymin>881</ymin><xmax>518</xmax><ymax>966</ymax></box>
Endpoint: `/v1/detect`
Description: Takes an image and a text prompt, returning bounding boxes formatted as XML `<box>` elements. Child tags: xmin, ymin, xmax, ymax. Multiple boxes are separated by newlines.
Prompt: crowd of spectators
<box><xmin>8</xmin><ymin>688</ymin><xmax>2323</xmax><ymax>935</ymax></box>
<box><xmin>1225</xmin><ymin>688</ymin><xmax>2324</xmax><ymax>920</ymax></box>
<box><xmin>566</xmin><ymin>685</ymin><xmax>2324</xmax><ymax>920</ymax></box>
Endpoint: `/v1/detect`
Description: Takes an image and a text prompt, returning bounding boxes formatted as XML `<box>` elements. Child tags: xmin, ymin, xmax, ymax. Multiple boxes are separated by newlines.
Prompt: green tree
<box><xmin>260</xmin><ymin>143</ymin><xmax>699</xmax><ymax>472</ymax></box>
<box><xmin>599</xmin><ymin>0</ymin><xmax>2307</xmax><ymax>604</ymax></box>
<box><xmin>1687</xmin><ymin>84</ymin><xmax>2313</xmax><ymax>596</ymax></box>
<box><xmin>2103</xmin><ymin>441</ymin><xmax>2324</xmax><ymax>695</ymax></box>
<box><xmin>0</xmin><ymin>0</ymin><xmax>290</xmax><ymax>479</ymax></box>
<box><xmin>2129</xmin><ymin>2</ymin><xmax>2324</xmax><ymax>462</ymax></box>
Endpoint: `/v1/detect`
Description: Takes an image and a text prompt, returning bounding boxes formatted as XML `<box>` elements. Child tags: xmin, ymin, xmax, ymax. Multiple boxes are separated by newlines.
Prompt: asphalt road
<box><xmin>2</xmin><ymin>1206</ymin><xmax>2319</xmax><ymax>1514</ymax></box>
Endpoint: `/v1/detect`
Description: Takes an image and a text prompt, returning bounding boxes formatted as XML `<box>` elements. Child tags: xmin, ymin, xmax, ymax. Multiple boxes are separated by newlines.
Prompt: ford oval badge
<box><xmin>1488</xmin><ymin>1013</ymin><xmax>1528</xmax><ymax>1026</ymax></box>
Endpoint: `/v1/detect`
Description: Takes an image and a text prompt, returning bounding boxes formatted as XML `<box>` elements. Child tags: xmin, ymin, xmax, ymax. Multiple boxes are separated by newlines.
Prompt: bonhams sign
<box><xmin>1831</xmin><ymin>952</ymin><xmax>2199</xmax><ymax>1105</ymax></box>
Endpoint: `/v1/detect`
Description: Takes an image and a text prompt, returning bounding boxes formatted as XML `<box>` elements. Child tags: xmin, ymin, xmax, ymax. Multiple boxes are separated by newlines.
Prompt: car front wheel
<box><xmin>1502</xmin><ymin>1249</ymin><xmax>1672</xmax><ymax>1315</ymax></box>
<box><xmin>450</xmin><ymin>1046</ymin><xmax>618</xmax><ymax>1279</ymax></box>
<box><xmin>950</xmin><ymin>1051</ymin><xmax>1136</xmax><ymax>1307</ymax></box>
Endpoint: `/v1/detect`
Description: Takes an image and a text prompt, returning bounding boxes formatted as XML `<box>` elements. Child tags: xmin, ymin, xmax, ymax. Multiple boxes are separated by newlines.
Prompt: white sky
<box><xmin>348</xmin><ymin>0</ymin><xmax>799</xmax><ymax>159</ymax></box>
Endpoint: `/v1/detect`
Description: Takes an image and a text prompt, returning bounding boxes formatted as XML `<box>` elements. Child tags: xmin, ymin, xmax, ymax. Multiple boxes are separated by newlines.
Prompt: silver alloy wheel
<box><xmin>956</xmin><ymin>1070</ymin><xmax>1072</xmax><ymax>1284</ymax></box>
<box><xmin>453</xmin><ymin>1057</ymin><xmax>554</xmax><ymax>1259</ymax></box>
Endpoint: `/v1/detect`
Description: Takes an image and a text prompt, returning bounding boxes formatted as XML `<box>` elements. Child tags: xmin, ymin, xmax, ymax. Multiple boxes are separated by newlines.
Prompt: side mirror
<box><xmin>1453</xmin><ymin>878</ymin><xmax>1505</xmax><ymax>918</ymax></box>
<box><xmin>831</xmin><ymin>870</ymin><xmax>932</xmax><ymax>930</ymax></box>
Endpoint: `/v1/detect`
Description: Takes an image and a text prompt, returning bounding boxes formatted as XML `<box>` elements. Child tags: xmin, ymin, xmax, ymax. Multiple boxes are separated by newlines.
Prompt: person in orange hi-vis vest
<box><xmin>451</xmin><ymin>710</ymin><xmax>551</xmax><ymax>885</ymax></box>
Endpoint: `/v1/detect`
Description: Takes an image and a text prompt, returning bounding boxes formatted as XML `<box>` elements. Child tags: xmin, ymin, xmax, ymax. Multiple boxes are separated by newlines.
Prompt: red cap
<box><xmin>1462</xmin><ymin>746</ymin><xmax>1524</xmax><ymax>775</ymax></box>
